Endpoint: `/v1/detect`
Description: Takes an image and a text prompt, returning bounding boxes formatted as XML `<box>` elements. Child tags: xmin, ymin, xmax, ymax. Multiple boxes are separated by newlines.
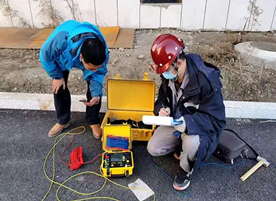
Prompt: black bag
<box><xmin>213</xmin><ymin>129</ymin><xmax>247</xmax><ymax>164</ymax></box>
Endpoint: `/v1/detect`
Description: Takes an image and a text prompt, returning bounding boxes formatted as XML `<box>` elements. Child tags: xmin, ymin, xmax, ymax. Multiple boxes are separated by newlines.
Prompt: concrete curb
<box><xmin>234</xmin><ymin>41</ymin><xmax>276</xmax><ymax>70</ymax></box>
<box><xmin>1</xmin><ymin>92</ymin><xmax>276</xmax><ymax>119</ymax></box>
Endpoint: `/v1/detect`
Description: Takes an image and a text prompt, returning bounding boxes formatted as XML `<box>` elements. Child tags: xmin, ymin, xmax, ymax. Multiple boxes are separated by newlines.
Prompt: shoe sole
<box><xmin>90</xmin><ymin>125</ymin><xmax>102</xmax><ymax>139</ymax></box>
<box><xmin>93</xmin><ymin>133</ymin><xmax>101</xmax><ymax>139</ymax></box>
<box><xmin>173</xmin><ymin>180</ymin><xmax>190</xmax><ymax>191</ymax></box>
<box><xmin>174</xmin><ymin>153</ymin><xmax>180</xmax><ymax>160</ymax></box>
<box><xmin>48</xmin><ymin>122</ymin><xmax>71</xmax><ymax>138</ymax></box>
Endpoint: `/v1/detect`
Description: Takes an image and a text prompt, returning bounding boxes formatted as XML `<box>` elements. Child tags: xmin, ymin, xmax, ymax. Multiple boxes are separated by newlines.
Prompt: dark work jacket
<box><xmin>154</xmin><ymin>53</ymin><xmax>226</xmax><ymax>172</ymax></box>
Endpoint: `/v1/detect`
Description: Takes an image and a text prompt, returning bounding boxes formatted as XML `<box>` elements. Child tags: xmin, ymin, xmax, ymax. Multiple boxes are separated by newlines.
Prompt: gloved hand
<box><xmin>173</xmin><ymin>130</ymin><xmax>182</xmax><ymax>139</ymax></box>
<box><xmin>173</xmin><ymin>116</ymin><xmax>186</xmax><ymax>133</ymax></box>
<box><xmin>172</xmin><ymin>117</ymin><xmax>186</xmax><ymax>139</ymax></box>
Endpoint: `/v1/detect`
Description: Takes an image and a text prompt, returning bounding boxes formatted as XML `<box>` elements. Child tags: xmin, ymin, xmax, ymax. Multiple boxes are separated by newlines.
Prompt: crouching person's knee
<box><xmin>147</xmin><ymin>140</ymin><xmax>162</xmax><ymax>157</ymax></box>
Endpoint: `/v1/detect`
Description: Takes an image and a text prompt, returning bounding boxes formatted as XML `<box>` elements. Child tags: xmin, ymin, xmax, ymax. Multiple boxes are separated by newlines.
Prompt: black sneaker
<box><xmin>173</xmin><ymin>167</ymin><xmax>190</xmax><ymax>191</ymax></box>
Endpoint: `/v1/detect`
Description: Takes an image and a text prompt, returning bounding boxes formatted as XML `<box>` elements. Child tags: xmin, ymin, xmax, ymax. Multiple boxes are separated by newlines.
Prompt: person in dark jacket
<box><xmin>39</xmin><ymin>20</ymin><xmax>109</xmax><ymax>138</ymax></box>
<box><xmin>147</xmin><ymin>34</ymin><xmax>226</xmax><ymax>191</ymax></box>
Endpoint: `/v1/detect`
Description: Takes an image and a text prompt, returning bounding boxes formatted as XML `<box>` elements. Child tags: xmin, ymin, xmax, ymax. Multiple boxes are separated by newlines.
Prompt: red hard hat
<box><xmin>150</xmin><ymin>34</ymin><xmax>184</xmax><ymax>74</ymax></box>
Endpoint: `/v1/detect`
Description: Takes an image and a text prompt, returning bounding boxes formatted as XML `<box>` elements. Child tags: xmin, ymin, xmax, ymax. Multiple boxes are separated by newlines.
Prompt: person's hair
<box><xmin>80</xmin><ymin>38</ymin><xmax>106</xmax><ymax>65</ymax></box>
<box><xmin>178</xmin><ymin>51</ymin><xmax>186</xmax><ymax>61</ymax></box>
<box><xmin>172</xmin><ymin>50</ymin><xmax>186</xmax><ymax>66</ymax></box>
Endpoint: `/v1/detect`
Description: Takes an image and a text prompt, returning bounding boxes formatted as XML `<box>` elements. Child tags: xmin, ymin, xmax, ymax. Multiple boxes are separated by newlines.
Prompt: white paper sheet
<box><xmin>128</xmin><ymin>179</ymin><xmax>155</xmax><ymax>201</ymax></box>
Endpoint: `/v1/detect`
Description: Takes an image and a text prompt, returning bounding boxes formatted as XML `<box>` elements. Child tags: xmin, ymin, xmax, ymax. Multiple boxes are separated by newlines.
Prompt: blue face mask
<box><xmin>162</xmin><ymin>66</ymin><xmax>178</xmax><ymax>80</ymax></box>
<box><xmin>162</xmin><ymin>71</ymin><xmax>177</xmax><ymax>80</ymax></box>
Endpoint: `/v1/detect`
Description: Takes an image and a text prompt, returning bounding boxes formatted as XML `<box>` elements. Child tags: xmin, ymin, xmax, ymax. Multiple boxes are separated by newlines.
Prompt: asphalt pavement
<box><xmin>0</xmin><ymin>109</ymin><xmax>275</xmax><ymax>201</ymax></box>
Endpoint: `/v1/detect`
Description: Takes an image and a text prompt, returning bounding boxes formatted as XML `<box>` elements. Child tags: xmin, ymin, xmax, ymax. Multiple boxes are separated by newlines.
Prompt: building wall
<box><xmin>0</xmin><ymin>0</ymin><xmax>275</xmax><ymax>31</ymax></box>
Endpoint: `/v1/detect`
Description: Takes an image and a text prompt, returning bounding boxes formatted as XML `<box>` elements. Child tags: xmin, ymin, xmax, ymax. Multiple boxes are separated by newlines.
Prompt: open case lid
<box><xmin>107</xmin><ymin>74</ymin><xmax>156</xmax><ymax>112</ymax></box>
<box><xmin>102</xmin><ymin>124</ymin><xmax>132</xmax><ymax>151</ymax></box>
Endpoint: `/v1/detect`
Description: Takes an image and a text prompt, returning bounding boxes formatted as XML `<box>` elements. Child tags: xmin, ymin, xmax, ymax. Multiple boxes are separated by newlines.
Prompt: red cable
<box><xmin>60</xmin><ymin>135</ymin><xmax>102</xmax><ymax>171</ymax></box>
<box><xmin>83</xmin><ymin>154</ymin><xmax>102</xmax><ymax>164</ymax></box>
<box><xmin>60</xmin><ymin>135</ymin><xmax>75</xmax><ymax>167</ymax></box>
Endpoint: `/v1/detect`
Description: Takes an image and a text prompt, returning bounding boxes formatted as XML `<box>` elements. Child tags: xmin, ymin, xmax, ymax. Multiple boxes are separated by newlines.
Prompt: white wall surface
<box><xmin>140</xmin><ymin>4</ymin><xmax>160</xmax><ymax>28</ymax></box>
<box><xmin>0</xmin><ymin>0</ymin><xmax>276</xmax><ymax>31</ymax></box>
<box><xmin>95</xmin><ymin>0</ymin><xmax>118</xmax><ymax>26</ymax></box>
<box><xmin>248</xmin><ymin>0</ymin><xmax>276</xmax><ymax>31</ymax></box>
<box><xmin>203</xmin><ymin>0</ymin><xmax>230</xmax><ymax>31</ymax></box>
<box><xmin>77</xmin><ymin>0</ymin><xmax>96</xmax><ymax>24</ymax></box>
<box><xmin>226</xmin><ymin>0</ymin><xmax>251</xmax><ymax>31</ymax></box>
<box><xmin>272</xmin><ymin>6</ymin><xmax>276</xmax><ymax>30</ymax></box>
<box><xmin>8</xmin><ymin>0</ymin><xmax>33</xmax><ymax>27</ymax></box>
<box><xmin>181</xmin><ymin>0</ymin><xmax>206</xmax><ymax>30</ymax></box>
<box><xmin>28</xmin><ymin>0</ymin><xmax>53</xmax><ymax>28</ymax></box>
<box><xmin>0</xmin><ymin>3</ymin><xmax>13</xmax><ymax>27</ymax></box>
<box><xmin>161</xmin><ymin>4</ymin><xmax>181</xmax><ymax>28</ymax></box>
<box><xmin>118</xmin><ymin>0</ymin><xmax>139</xmax><ymax>28</ymax></box>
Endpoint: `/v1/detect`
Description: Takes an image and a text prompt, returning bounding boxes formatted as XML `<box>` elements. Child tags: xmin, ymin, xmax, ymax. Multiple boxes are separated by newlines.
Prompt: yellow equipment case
<box><xmin>101</xmin><ymin>124</ymin><xmax>134</xmax><ymax>177</ymax></box>
<box><xmin>100</xmin><ymin>73</ymin><xmax>156</xmax><ymax>177</ymax></box>
<box><xmin>101</xmin><ymin>73</ymin><xmax>156</xmax><ymax>141</ymax></box>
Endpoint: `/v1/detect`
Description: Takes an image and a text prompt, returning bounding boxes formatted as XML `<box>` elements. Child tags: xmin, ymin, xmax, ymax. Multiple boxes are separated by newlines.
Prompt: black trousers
<box><xmin>54</xmin><ymin>70</ymin><xmax>101</xmax><ymax>125</ymax></box>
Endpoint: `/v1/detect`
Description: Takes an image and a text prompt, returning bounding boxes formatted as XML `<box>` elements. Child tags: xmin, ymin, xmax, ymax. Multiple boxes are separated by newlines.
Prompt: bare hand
<box><xmin>83</xmin><ymin>96</ymin><xmax>100</xmax><ymax>107</ymax></box>
<box><xmin>52</xmin><ymin>78</ymin><xmax>66</xmax><ymax>94</ymax></box>
<box><xmin>158</xmin><ymin>107</ymin><xmax>170</xmax><ymax>116</ymax></box>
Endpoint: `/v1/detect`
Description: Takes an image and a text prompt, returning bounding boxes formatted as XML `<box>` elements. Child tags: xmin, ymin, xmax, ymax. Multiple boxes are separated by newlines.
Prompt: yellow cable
<box><xmin>42</xmin><ymin>126</ymin><xmax>155</xmax><ymax>201</ymax></box>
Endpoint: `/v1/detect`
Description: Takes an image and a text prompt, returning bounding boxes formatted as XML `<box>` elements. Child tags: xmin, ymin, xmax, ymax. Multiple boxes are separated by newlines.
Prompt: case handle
<box><xmin>114</xmin><ymin>74</ymin><xmax>121</xmax><ymax>79</ymax></box>
<box><xmin>143</xmin><ymin>73</ymin><xmax>149</xmax><ymax>80</ymax></box>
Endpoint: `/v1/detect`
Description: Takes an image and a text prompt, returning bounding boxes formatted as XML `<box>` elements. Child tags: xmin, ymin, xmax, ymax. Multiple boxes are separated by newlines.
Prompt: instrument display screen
<box><xmin>110</xmin><ymin>153</ymin><xmax>124</xmax><ymax>162</ymax></box>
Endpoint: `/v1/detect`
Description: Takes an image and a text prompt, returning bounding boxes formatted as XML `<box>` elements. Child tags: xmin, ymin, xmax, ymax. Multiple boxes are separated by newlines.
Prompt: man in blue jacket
<box><xmin>39</xmin><ymin>20</ymin><xmax>109</xmax><ymax>138</ymax></box>
<box><xmin>147</xmin><ymin>34</ymin><xmax>226</xmax><ymax>191</ymax></box>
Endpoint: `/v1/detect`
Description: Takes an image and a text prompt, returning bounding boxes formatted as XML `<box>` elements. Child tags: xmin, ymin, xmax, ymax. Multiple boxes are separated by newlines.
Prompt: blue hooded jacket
<box><xmin>39</xmin><ymin>20</ymin><xmax>109</xmax><ymax>98</ymax></box>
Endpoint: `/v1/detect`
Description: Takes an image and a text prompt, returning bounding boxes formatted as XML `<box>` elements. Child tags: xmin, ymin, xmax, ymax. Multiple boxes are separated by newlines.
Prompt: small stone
<box><xmin>126</xmin><ymin>54</ymin><xmax>130</xmax><ymax>57</ymax></box>
<box><xmin>75</xmin><ymin>176</ymin><xmax>85</xmax><ymax>182</ymax></box>
<box><xmin>119</xmin><ymin>47</ymin><xmax>124</xmax><ymax>52</ymax></box>
<box><xmin>112</xmin><ymin>59</ymin><xmax>119</xmax><ymax>65</ymax></box>
<box><xmin>26</xmin><ymin>59</ymin><xmax>30</xmax><ymax>64</ymax></box>
<box><xmin>138</xmin><ymin>55</ymin><xmax>144</xmax><ymax>60</ymax></box>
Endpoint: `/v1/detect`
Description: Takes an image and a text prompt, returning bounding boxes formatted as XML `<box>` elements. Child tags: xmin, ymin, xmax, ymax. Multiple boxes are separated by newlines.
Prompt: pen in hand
<box><xmin>161</xmin><ymin>103</ymin><xmax>169</xmax><ymax>116</ymax></box>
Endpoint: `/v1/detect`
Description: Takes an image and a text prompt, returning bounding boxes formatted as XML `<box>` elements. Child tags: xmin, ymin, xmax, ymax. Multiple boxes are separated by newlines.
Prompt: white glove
<box><xmin>173</xmin><ymin>116</ymin><xmax>186</xmax><ymax>133</ymax></box>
